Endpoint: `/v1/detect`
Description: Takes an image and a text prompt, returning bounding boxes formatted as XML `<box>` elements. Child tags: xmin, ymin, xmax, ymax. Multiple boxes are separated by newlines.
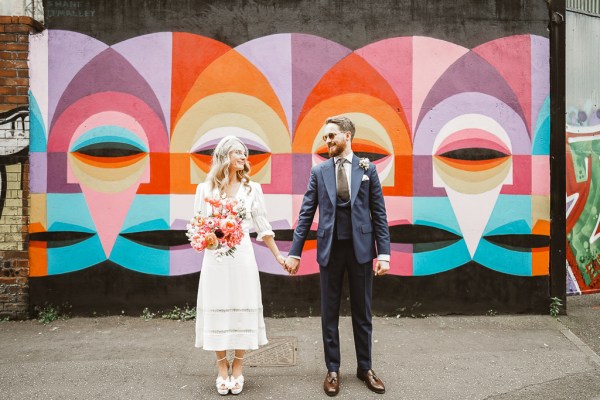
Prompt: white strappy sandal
<box><xmin>215</xmin><ymin>356</ymin><xmax>230</xmax><ymax>395</ymax></box>
<box><xmin>230</xmin><ymin>356</ymin><xmax>245</xmax><ymax>395</ymax></box>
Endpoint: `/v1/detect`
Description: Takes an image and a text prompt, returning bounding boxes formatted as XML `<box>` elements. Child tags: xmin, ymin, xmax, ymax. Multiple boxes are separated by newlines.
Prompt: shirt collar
<box><xmin>334</xmin><ymin>152</ymin><xmax>354</xmax><ymax>164</ymax></box>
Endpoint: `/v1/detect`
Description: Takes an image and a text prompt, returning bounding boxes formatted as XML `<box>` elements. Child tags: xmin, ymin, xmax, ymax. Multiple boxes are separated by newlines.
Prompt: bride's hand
<box><xmin>276</xmin><ymin>254</ymin><xmax>286</xmax><ymax>267</ymax></box>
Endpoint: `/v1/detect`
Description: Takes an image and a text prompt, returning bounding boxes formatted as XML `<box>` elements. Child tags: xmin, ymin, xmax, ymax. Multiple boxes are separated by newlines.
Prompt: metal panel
<box><xmin>566</xmin><ymin>10</ymin><xmax>600</xmax><ymax>116</ymax></box>
<box><xmin>567</xmin><ymin>0</ymin><xmax>600</xmax><ymax>15</ymax></box>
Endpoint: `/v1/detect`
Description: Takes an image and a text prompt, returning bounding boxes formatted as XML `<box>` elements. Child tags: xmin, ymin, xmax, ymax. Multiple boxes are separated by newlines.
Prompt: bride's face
<box><xmin>228</xmin><ymin>142</ymin><xmax>248</xmax><ymax>173</ymax></box>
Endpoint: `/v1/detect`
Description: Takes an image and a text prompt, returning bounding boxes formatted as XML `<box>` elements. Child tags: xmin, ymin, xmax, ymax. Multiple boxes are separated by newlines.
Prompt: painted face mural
<box><xmin>29</xmin><ymin>31</ymin><xmax>550</xmax><ymax>278</ymax></box>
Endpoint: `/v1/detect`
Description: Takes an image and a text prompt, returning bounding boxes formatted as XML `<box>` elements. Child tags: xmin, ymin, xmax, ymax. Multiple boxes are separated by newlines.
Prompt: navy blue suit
<box><xmin>289</xmin><ymin>154</ymin><xmax>390</xmax><ymax>372</ymax></box>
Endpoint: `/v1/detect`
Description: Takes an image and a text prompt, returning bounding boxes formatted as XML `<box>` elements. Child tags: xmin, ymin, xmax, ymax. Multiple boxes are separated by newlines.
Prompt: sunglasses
<box><xmin>322</xmin><ymin>131</ymin><xmax>344</xmax><ymax>142</ymax></box>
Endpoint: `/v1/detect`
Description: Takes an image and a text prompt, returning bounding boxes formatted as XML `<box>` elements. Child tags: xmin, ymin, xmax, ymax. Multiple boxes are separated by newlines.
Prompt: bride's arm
<box><xmin>250</xmin><ymin>182</ymin><xmax>285</xmax><ymax>267</ymax></box>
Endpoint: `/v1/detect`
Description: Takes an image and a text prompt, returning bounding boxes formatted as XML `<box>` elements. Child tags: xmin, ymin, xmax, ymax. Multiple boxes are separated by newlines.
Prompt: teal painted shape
<box><xmin>483</xmin><ymin>195</ymin><xmax>532</xmax><ymax>236</ymax></box>
<box><xmin>110</xmin><ymin>236</ymin><xmax>170</xmax><ymax>275</ymax></box>
<box><xmin>29</xmin><ymin>91</ymin><xmax>47</xmax><ymax>152</ymax></box>
<box><xmin>413</xmin><ymin>240</ymin><xmax>471</xmax><ymax>275</ymax></box>
<box><xmin>474</xmin><ymin>240</ymin><xmax>532</xmax><ymax>275</ymax></box>
<box><xmin>48</xmin><ymin>235</ymin><xmax>106</xmax><ymax>275</ymax></box>
<box><xmin>110</xmin><ymin>195</ymin><xmax>170</xmax><ymax>275</ymax></box>
<box><xmin>47</xmin><ymin>193</ymin><xmax>97</xmax><ymax>232</ymax></box>
<box><xmin>70</xmin><ymin>126</ymin><xmax>148</xmax><ymax>152</ymax></box>
<box><xmin>413</xmin><ymin>196</ymin><xmax>462</xmax><ymax>236</ymax></box>
<box><xmin>532</xmin><ymin>96</ymin><xmax>550</xmax><ymax>155</ymax></box>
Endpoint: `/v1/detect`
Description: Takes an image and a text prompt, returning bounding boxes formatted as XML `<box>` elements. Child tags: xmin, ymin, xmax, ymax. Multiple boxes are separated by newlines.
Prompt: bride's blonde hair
<box><xmin>207</xmin><ymin>136</ymin><xmax>252</xmax><ymax>195</ymax></box>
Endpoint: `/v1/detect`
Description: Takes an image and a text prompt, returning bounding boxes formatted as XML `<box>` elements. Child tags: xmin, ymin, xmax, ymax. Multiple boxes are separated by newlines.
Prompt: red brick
<box><xmin>0</xmin><ymin>70</ymin><xmax>18</xmax><ymax>78</ymax></box>
<box><xmin>0</xmin><ymin>25</ymin><xmax>5</xmax><ymax>33</ymax></box>
<box><xmin>17</xmin><ymin>35</ymin><xmax>29</xmax><ymax>43</ymax></box>
<box><xmin>0</xmin><ymin>34</ymin><xmax>17</xmax><ymax>42</ymax></box>
<box><xmin>0</xmin><ymin>59</ymin><xmax>27</xmax><ymax>69</ymax></box>
<box><xmin>0</xmin><ymin>77</ymin><xmax>28</xmax><ymax>86</ymax></box>
<box><xmin>0</xmin><ymin>95</ymin><xmax>28</xmax><ymax>104</ymax></box>
<box><xmin>14</xmin><ymin>52</ymin><xmax>28</xmax><ymax>60</ymax></box>
<box><xmin>17</xmin><ymin>69</ymin><xmax>29</xmax><ymax>78</ymax></box>
<box><xmin>0</xmin><ymin>87</ymin><xmax>17</xmax><ymax>95</ymax></box>
<box><xmin>16</xmin><ymin>87</ymin><xmax>28</xmax><ymax>95</ymax></box>
<box><xmin>0</xmin><ymin>17</ymin><xmax>12</xmax><ymax>24</ymax></box>
<box><xmin>4</xmin><ymin>43</ymin><xmax>28</xmax><ymax>51</ymax></box>
<box><xmin>0</xmin><ymin>278</ymin><xmax>17</xmax><ymax>284</ymax></box>
<box><xmin>5</xmin><ymin>25</ymin><xmax>33</xmax><ymax>33</ymax></box>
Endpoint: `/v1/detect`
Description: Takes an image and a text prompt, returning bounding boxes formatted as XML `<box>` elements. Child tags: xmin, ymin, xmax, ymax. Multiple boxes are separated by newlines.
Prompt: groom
<box><xmin>285</xmin><ymin>115</ymin><xmax>390</xmax><ymax>396</ymax></box>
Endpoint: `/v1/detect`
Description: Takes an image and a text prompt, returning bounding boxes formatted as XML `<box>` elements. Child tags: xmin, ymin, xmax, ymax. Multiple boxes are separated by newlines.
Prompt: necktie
<box><xmin>336</xmin><ymin>158</ymin><xmax>350</xmax><ymax>202</ymax></box>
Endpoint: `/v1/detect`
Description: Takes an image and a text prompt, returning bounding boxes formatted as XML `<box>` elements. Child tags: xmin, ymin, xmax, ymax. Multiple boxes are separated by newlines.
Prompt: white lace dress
<box><xmin>194</xmin><ymin>181</ymin><xmax>272</xmax><ymax>350</ymax></box>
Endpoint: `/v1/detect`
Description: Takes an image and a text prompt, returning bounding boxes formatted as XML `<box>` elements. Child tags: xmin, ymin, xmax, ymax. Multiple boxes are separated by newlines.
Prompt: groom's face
<box><xmin>324</xmin><ymin>123</ymin><xmax>348</xmax><ymax>158</ymax></box>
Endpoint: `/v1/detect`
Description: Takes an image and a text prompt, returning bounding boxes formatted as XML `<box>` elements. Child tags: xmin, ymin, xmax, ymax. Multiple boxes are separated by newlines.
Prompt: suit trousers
<box><xmin>319</xmin><ymin>238</ymin><xmax>373</xmax><ymax>372</ymax></box>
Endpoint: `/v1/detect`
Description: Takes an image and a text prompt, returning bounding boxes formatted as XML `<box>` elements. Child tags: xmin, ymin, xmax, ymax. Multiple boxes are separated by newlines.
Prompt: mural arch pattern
<box><xmin>28</xmin><ymin>31</ymin><xmax>550</xmax><ymax>278</ymax></box>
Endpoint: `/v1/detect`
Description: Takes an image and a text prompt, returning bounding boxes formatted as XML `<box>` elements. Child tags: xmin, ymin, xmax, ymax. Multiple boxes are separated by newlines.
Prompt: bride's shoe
<box><xmin>215</xmin><ymin>356</ymin><xmax>230</xmax><ymax>395</ymax></box>
<box><xmin>230</xmin><ymin>356</ymin><xmax>245</xmax><ymax>395</ymax></box>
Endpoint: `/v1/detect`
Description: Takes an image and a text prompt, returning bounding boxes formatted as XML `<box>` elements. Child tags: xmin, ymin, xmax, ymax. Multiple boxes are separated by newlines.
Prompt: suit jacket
<box><xmin>289</xmin><ymin>154</ymin><xmax>391</xmax><ymax>266</ymax></box>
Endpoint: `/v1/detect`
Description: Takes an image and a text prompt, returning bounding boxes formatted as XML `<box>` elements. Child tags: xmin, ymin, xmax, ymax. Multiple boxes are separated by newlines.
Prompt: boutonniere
<box><xmin>358</xmin><ymin>158</ymin><xmax>370</xmax><ymax>171</ymax></box>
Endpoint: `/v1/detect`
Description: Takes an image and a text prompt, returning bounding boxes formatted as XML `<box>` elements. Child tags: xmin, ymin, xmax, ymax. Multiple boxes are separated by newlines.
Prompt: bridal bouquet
<box><xmin>186</xmin><ymin>195</ymin><xmax>246</xmax><ymax>259</ymax></box>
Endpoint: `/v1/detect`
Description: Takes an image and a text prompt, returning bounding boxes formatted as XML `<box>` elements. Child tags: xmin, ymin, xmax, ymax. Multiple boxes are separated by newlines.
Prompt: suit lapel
<box><xmin>322</xmin><ymin>158</ymin><xmax>337</xmax><ymax>207</ymax></box>
<box><xmin>350</xmin><ymin>155</ymin><xmax>362</xmax><ymax>206</ymax></box>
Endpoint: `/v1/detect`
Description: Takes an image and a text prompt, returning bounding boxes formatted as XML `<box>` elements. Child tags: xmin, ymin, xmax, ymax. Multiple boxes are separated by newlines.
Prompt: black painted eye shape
<box><xmin>73</xmin><ymin>142</ymin><xmax>146</xmax><ymax>158</ymax></box>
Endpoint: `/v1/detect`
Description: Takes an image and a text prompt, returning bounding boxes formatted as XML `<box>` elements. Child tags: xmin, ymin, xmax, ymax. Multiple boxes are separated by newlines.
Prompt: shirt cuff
<box><xmin>289</xmin><ymin>255</ymin><xmax>301</xmax><ymax>260</ymax></box>
<box><xmin>377</xmin><ymin>254</ymin><xmax>390</xmax><ymax>262</ymax></box>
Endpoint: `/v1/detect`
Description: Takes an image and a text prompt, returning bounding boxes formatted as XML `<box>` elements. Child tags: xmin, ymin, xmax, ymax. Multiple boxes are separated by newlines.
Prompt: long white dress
<box><xmin>194</xmin><ymin>181</ymin><xmax>272</xmax><ymax>350</ymax></box>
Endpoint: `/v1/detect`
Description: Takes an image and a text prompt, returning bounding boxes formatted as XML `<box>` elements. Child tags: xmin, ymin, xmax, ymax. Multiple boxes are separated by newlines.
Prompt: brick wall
<box><xmin>0</xmin><ymin>16</ymin><xmax>43</xmax><ymax>319</ymax></box>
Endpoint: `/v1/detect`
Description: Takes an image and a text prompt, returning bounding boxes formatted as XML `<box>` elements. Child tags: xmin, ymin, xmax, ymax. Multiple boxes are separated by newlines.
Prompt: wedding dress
<box><xmin>193</xmin><ymin>181</ymin><xmax>272</xmax><ymax>350</ymax></box>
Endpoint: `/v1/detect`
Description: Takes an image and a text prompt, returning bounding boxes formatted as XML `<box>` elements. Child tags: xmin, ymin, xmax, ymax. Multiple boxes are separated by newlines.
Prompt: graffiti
<box><xmin>28</xmin><ymin>31</ymin><xmax>550</xmax><ymax>279</ymax></box>
<box><xmin>566</xmin><ymin>124</ymin><xmax>600</xmax><ymax>294</ymax></box>
<box><xmin>0</xmin><ymin>106</ymin><xmax>29</xmax><ymax>218</ymax></box>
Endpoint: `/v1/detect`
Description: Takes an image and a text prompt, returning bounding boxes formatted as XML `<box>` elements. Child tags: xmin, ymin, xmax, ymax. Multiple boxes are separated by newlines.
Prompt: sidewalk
<box><xmin>1</xmin><ymin>296</ymin><xmax>599</xmax><ymax>400</ymax></box>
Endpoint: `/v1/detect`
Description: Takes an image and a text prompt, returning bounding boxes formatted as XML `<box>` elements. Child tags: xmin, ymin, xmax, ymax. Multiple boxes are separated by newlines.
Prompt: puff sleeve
<box><xmin>251</xmin><ymin>182</ymin><xmax>274</xmax><ymax>241</ymax></box>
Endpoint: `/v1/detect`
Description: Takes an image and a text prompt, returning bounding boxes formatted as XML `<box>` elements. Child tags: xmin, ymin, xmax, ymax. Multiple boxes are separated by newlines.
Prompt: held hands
<box><xmin>284</xmin><ymin>257</ymin><xmax>300</xmax><ymax>275</ymax></box>
<box><xmin>374</xmin><ymin>260</ymin><xmax>390</xmax><ymax>276</ymax></box>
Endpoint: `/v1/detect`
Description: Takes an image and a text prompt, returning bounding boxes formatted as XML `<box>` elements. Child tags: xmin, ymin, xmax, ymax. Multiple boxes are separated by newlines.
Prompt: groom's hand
<box><xmin>375</xmin><ymin>260</ymin><xmax>389</xmax><ymax>276</ymax></box>
<box><xmin>284</xmin><ymin>257</ymin><xmax>300</xmax><ymax>275</ymax></box>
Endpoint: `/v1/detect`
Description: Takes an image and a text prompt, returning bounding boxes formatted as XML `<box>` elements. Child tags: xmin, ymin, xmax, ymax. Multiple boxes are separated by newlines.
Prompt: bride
<box><xmin>193</xmin><ymin>135</ymin><xmax>286</xmax><ymax>395</ymax></box>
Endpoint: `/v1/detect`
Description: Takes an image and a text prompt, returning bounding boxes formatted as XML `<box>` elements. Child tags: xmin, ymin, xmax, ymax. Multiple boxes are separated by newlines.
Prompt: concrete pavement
<box><xmin>1</xmin><ymin>294</ymin><xmax>599</xmax><ymax>400</ymax></box>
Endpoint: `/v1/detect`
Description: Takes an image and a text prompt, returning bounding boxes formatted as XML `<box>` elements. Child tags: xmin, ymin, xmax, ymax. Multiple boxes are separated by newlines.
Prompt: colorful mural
<box><xmin>566</xmin><ymin>117</ymin><xmax>600</xmax><ymax>294</ymax></box>
<box><xmin>28</xmin><ymin>31</ymin><xmax>550</xmax><ymax>279</ymax></box>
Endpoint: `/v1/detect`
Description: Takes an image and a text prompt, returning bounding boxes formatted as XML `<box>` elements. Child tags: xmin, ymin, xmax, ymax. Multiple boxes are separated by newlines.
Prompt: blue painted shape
<box><xmin>48</xmin><ymin>235</ymin><xmax>106</xmax><ymax>275</ymax></box>
<box><xmin>532</xmin><ymin>96</ymin><xmax>550</xmax><ymax>155</ymax></box>
<box><xmin>29</xmin><ymin>91</ymin><xmax>47</xmax><ymax>152</ymax></box>
<box><xmin>111</xmin><ymin>236</ymin><xmax>170</xmax><ymax>275</ymax></box>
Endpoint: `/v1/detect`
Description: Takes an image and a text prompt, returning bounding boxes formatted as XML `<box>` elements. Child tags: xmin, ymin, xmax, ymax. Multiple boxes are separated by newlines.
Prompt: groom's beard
<box><xmin>328</xmin><ymin>140</ymin><xmax>346</xmax><ymax>158</ymax></box>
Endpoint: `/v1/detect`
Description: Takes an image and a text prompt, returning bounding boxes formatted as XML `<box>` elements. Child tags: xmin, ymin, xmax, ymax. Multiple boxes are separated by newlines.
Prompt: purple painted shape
<box><xmin>292</xmin><ymin>154</ymin><xmax>313</xmax><ymax>194</ymax></box>
<box><xmin>29</xmin><ymin>152</ymin><xmax>47</xmax><ymax>194</ymax></box>
<box><xmin>112</xmin><ymin>33</ymin><xmax>172</xmax><ymax>132</ymax></box>
<box><xmin>413</xmin><ymin>92</ymin><xmax>531</xmax><ymax>155</ymax></box>
<box><xmin>261</xmin><ymin>154</ymin><xmax>292</xmax><ymax>193</ymax></box>
<box><xmin>50</xmin><ymin>48</ymin><xmax>166</xmax><ymax>133</ymax></box>
<box><xmin>48</xmin><ymin>30</ymin><xmax>108</xmax><ymax>130</ymax></box>
<box><xmin>170</xmin><ymin>246</ymin><xmax>202</xmax><ymax>275</ymax></box>
<box><xmin>236</xmin><ymin>34</ymin><xmax>293</xmax><ymax>134</ymax></box>
<box><xmin>46</xmin><ymin>152</ymin><xmax>81</xmax><ymax>193</ymax></box>
<box><xmin>252</xmin><ymin>240</ymin><xmax>288</xmax><ymax>275</ymax></box>
<box><xmin>171</xmin><ymin>219</ymin><xmax>189</xmax><ymax>230</ymax></box>
<box><xmin>530</xmin><ymin>36</ymin><xmax>550</xmax><ymax>136</ymax></box>
<box><xmin>417</xmin><ymin>52</ymin><xmax>527</xmax><ymax>131</ymax></box>
<box><xmin>412</xmin><ymin>155</ymin><xmax>446</xmax><ymax>196</ymax></box>
<box><xmin>291</xmin><ymin>34</ymin><xmax>351</xmax><ymax>134</ymax></box>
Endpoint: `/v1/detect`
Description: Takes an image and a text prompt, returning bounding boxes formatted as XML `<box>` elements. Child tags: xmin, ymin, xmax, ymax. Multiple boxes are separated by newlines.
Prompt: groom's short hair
<box><xmin>325</xmin><ymin>115</ymin><xmax>355</xmax><ymax>140</ymax></box>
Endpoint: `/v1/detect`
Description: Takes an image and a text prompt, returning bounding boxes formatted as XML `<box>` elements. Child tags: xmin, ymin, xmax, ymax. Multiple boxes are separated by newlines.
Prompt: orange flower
<box><xmin>205</xmin><ymin>233</ymin><xmax>219</xmax><ymax>250</ymax></box>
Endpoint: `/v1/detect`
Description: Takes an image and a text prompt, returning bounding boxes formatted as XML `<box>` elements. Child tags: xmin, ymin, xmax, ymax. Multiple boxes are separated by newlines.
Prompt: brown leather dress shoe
<box><xmin>323</xmin><ymin>371</ymin><xmax>340</xmax><ymax>396</ymax></box>
<box><xmin>356</xmin><ymin>368</ymin><xmax>385</xmax><ymax>394</ymax></box>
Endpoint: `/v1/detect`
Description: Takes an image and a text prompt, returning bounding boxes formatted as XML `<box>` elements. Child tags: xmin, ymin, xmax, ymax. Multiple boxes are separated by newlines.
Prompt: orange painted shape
<box><xmin>296</xmin><ymin>53</ymin><xmax>407</xmax><ymax>132</ymax></box>
<box><xmin>138</xmin><ymin>152</ymin><xmax>170</xmax><ymax>194</ymax></box>
<box><xmin>532</xmin><ymin>247</ymin><xmax>549</xmax><ymax>276</ymax></box>
<box><xmin>383</xmin><ymin>154</ymin><xmax>412</xmax><ymax>196</ymax></box>
<box><xmin>532</xmin><ymin>219</ymin><xmax>550</xmax><ymax>236</ymax></box>
<box><xmin>170</xmin><ymin>153</ymin><xmax>197</xmax><ymax>194</ymax></box>
<box><xmin>71</xmin><ymin>152</ymin><xmax>147</xmax><ymax>168</ymax></box>
<box><xmin>29</xmin><ymin>241</ymin><xmax>47</xmax><ymax>277</ymax></box>
<box><xmin>171</xmin><ymin>33</ymin><xmax>232</xmax><ymax>132</ymax></box>
<box><xmin>175</xmin><ymin>49</ymin><xmax>288</xmax><ymax>131</ymax></box>
<box><xmin>435</xmin><ymin>155</ymin><xmax>510</xmax><ymax>172</ymax></box>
